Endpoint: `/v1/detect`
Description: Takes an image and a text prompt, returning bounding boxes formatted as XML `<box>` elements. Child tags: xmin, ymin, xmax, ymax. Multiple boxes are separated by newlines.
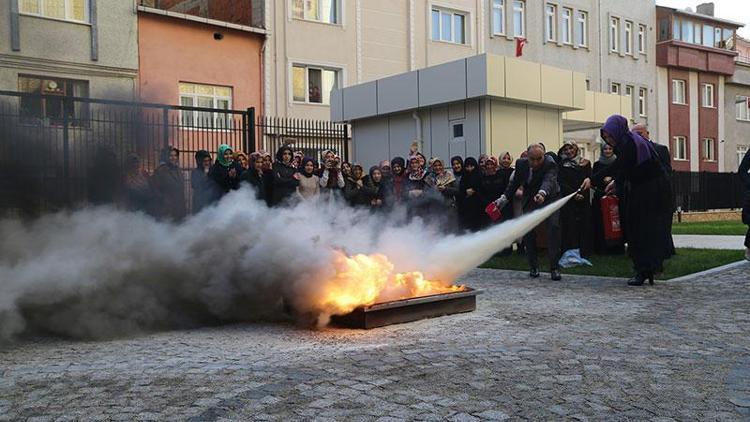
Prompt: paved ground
<box><xmin>672</xmin><ymin>234</ymin><xmax>747</xmax><ymax>250</ymax></box>
<box><xmin>2</xmin><ymin>264</ymin><xmax>750</xmax><ymax>421</ymax></box>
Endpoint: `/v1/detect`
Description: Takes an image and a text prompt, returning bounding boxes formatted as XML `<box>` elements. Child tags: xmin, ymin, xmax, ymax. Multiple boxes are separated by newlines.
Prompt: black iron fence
<box><xmin>0</xmin><ymin>91</ymin><xmax>348</xmax><ymax>216</ymax></box>
<box><xmin>671</xmin><ymin>171</ymin><xmax>745</xmax><ymax>212</ymax></box>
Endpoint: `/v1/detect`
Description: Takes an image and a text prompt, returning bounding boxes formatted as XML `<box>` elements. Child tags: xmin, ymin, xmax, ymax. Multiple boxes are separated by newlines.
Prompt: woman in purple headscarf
<box><xmin>585</xmin><ymin>115</ymin><xmax>673</xmax><ymax>286</ymax></box>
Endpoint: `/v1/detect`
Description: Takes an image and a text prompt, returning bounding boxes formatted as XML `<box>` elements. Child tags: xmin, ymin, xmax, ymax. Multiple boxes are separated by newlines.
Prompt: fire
<box><xmin>314</xmin><ymin>251</ymin><xmax>464</xmax><ymax>318</ymax></box>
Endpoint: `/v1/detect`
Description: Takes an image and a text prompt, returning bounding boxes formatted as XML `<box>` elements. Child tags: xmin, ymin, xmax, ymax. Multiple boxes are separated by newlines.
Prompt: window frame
<box><xmin>17</xmin><ymin>74</ymin><xmax>90</xmax><ymax>127</ymax></box>
<box><xmin>291</xmin><ymin>0</ymin><xmax>341</xmax><ymax>25</ymax></box>
<box><xmin>702</xmin><ymin>138</ymin><xmax>715</xmax><ymax>162</ymax></box>
<box><xmin>178</xmin><ymin>82</ymin><xmax>233</xmax><ymax>130</ymax></box>
<box><xmin>737</xmin><ymin>95</ymin><xmax>750</xmax><ymax>121</ymax></box>
<box><xmin>576</xmin><ymin>10</ymin><xmax>588</xmax><ymax>47</ymax></box>
<box><xmin>610</xmin><ymin>17</ymin><xmax>619</xmax><ymax>52</ymax></box>
<box><xmin>545</xmin><ymin>3</ymin><xmax>557</xmax><ymax>43</ymax></box>
<box><xmin>673</xmin><ymin>136</ymin><xmax>687</xmax><ymax>161</ymax></box>
<box><xmin>18</xmin><ymin>0</ymin><xmax>90</xmax><ymax>24</ymax></box>
<box><xmin>672</xmin><ymin>79</ymin><xmax>686</xmax><ymax>105</ymax></box>
<box><xmin>491</xmin><ymin>0</ymin><xmax>505</xmax><ymax>36</ymax></box>
<box><xmin>624</xmin><ymin>21</ymin><xmax>633</xmax><ymax>55</ymax></box>
<box><xmin>290</xmin><ymin>63</ymin><xmax>340</xmax><ymax>106</ymax></box>
<box><xmin>430</xmin><ymin>7</ymin><xmax>468</xmax><ymax>45</ymax></box>
<box><xmin>561</xmin><ymin>7</ymin><xmax>572</xmax><ymax>45</ymax></box>
<box><xmin>638</xmin><ymin>87</ymin><xmax>647</xmax><ymax>117</ymax></box>
<box><xmin>513</xmin><ymin>0</ymin><xmax>525</xmax><ymax>38</ymax></box>
<box><xmin>625</xmin><ymin>85</ymin><xmax>634</xmax><ymax>97</ymax></box>
<box><xmin>738</xmin><ymin>146</ymin><xmax>749</xmax><ymax>166</ymax></box>
<box><xmin>638</xmin><ymin>24</ymin><xmax>646</xmax><ymax>54</ymax></box>
<box><xmin>701</xmin><ymin>83</ymin><xmax>715</xmax><ymax>108</ymax></box>
<box><xmin>610</xmin><ymin>82</ymin><xmax>621</xmax><ymax>95</ymax></box>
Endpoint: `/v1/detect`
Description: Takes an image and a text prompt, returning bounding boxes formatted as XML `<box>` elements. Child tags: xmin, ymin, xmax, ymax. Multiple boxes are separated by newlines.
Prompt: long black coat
<box><xmin>208</xmin><ymin>161</ymin><xmax>241</xmax><ymax>201</ymax></box>
<box><xmin>739</xmin><ymin>149</ymin><xmax>750</xmax><ymax>249</ymax></box>
<box><xmin>457</xmin><ymin>169</ymin><xmax>483</xmax><ymax>231</ymax></box>
<box><xmin>591</xmin><ymin>160</ymin><xmax>624</xmax><ymax>254</ymax></box>
<box><xmin>478</xmin><ymin>169</ymin><xmax>512</xmax><ymax>226</ymax></box>
<box><xmin>558</xmin><ymin>159</ymin><xmax>593</xmax><ymax>257</ymax></box>
<box><xmin>242</xmin><ymin>169</ymin><xmax>266</xmax><ymax>202</ymax></box>
<box><xmin>270</xmin><ymin>162</ymin><xmax>298</xmax><ymax>206</ymax></box>
<box><xmin>152</xmin><ymin>163</ymin><xmax>186</xmax><ymax>221</ymax></box>
<box><xmin>191</xmin><ymin>168</ymin><xmax>214</xmax><ymax>212</ymax></box>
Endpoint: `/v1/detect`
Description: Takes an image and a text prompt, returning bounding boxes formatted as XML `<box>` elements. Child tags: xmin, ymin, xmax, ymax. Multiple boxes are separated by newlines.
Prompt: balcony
<box><xmin>656</xmin><ymin>39</ymin><xmax>738</xmax><ymax>75</ymax></box>
<box><xmin>138</xmin><ymin>0</ymin><xmax>258</xmax><ymax>28</ymax></box>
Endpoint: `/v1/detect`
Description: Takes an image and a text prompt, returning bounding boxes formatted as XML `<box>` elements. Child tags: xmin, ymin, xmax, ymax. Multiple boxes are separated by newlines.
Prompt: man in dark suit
<box><xmin>739</xmin><ymin>148</ymin><xmax>750</xmax><ymax>261</ymax></box>
<box><xmin>494</xmin><ymin>144</ymin><xmax>562</xmax><ymax>280</ymax></box>
<box><xmin>632</xmin><ymin>123</ymin><xmax>676</xmax><ymax>256</ymax></box>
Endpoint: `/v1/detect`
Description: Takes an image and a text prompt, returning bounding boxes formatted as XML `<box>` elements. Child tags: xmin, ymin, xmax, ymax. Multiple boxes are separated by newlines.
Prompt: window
<box><xmin>681</xmin><ymin>18</ymin><xmax>693</xmax><ymax>43</ymax></box>
<box><xmin>561</xmin><ymin>8</ymin><xmax>572</xmax><ymax>44</ymax></box>
<box><xmin>625</xmin><ymin>85</ymin><xmax>634</xmax><ymax>97</ymax></box>
<box><xmin>738</xmin><ymin>146</ymin><xmax>749</xmax><ymax>166</ymax></box>
<box><xmin>638</xmin><ymin>88</ymin><xmax>647</xmax><ymax>117</ymax></box>
<box><xmin>18</xmin><ymin>75</ymin><xmax>89</xmax><ymax>126</ymax></box>
<box><xmin>610</xmin><ymin>83</ymin><xmax>620</xmax><ymax>95</ymax></box>
<box><xmin>452</xmin><ymin>123</ymin><xmax>464</xmax><ymax>139</ymax></box>
<box><xmin>292</xmin><ymin>0</ymin><xmax>339</xmax><ymax>24</ymax></box>
<box><xmin>673</xmin><ymin>136</ymin><xmax>687</xmax><ymax>160</ymax></box>
<box><xmin>736</xmin><ymin>95</ymin><xmax>750</xmax><ymax>121</ymax></box>
<box><xmin>513</xmin><ymin>0</ymin><xmax>525</xmax><ymax>37</ymax></box>
<box><xmin>178</xmin><ymin>83</ymin><xmax>232</xmax><ymax>129</ymax></box>
<box><xmin>576</xmin><ymin>11</ymin><xmax>588</xmax><ymax>47</ymax></box>
<box><xmin>545</xmin><ymin>4</ymin><xmax>556</xmax><ymax>42</ymax></box>
<box><xmin>292</xmin><ymin>64</ymin><xmax>338</xmax><ymax>105</ymax></box>
<box><xmin>610</xmin><ymin>17</ymin><xmax>619</xmax><ymax>52</ymax></box>
<box><xmin>19</xmin><ymin>0</ymin><xmax>88</xmax><ymax>23</ymax></box>
<box><xmin>431</xmin><ymin>8</ymin><xmax>466</xmax><ymax>44</ymax></box>
<box><xmin>624</xmin><ymin>21</ymin><xmax>633</xmax><ymax>55</ymax></box>
<box><xmin>492</xmin><ymin>0</ymin><xmax>505</xmax><ymax>35</ymax></box>
<box><xmin>703</xmin><ymin>24</ymin><xmax>715</xmax><ymax>48</ymax></box>
<box><xmin>701</xmin><ymin>83</ymin><xmax>714</xmax><ymax>108</ymax></box>
<box><xmin>672</xmin><ymin>79</ymin><xmax>686</xmax><ymax>104</ymax></box>
<box><xmin>638</xmin><ymin>24</ymin><xmax>646</xmax><ymax>54</ymax></box>
<box><xmin>673</xmin><ymin>17</ymin><xmax>680</xmax><ymax>40</ymax></box>
<box><xmin>702</xmin><ymin>138</ymin><xmax>715</xmax><ymax>161</ymax></box>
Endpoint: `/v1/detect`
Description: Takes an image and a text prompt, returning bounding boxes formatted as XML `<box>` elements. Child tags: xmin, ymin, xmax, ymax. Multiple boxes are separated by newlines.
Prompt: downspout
<box><xmin>597</xmin><ymin>0</ymin><xmax>604</xmax><ymax>92</ymax></box>
<box><xmin>412</xmin><ymin>111</ymin><xmax>422</xmax><ymax>150</ymax></box>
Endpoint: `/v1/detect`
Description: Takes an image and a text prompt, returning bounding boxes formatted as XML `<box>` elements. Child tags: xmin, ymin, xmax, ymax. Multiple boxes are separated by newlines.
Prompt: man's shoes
<box><xmin>550</xmin><ymin>269</ymin><xmax>562</xmax><ymax>281</ymax></box>
<box><xmin>745</xmin><ymin>247</ymin><xmax>750</xmax><ymax>262</ymax></box>
<box><xmin>529</xmin><ymin>268</ymin><xmax>540</xmax><ymax>278</ymax></box>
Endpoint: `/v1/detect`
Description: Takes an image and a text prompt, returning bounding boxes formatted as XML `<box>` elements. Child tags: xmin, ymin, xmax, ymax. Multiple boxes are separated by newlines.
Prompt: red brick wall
<box><xmin>147</xmin><ymin>0</ymin><xmax>253</xmax><ymax>26</ymax></box>
<box><xmin>668</xmin><ymin>68</ymin><xmax>691</xmax><ymax>172</ymax></box>
<box><xmin>697</xmin><ymin>73</ymin><xmax>719</xmax><ymax>172</ymax></box>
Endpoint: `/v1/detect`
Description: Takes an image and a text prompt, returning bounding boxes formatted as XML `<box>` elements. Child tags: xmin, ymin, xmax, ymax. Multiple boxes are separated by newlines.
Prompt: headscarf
<box><xmin>217</xmin><ymin>144</ymin><xmax>233</xmax><ymax>167</ymax></box>
<box><xmin>408</xmin><ymin>157</ymin><xmax>426</xmax><ymax>180</ymax></box>
<box><xmin>194</xmin><ymin>150</ymin><xmax>210</xmax><ymax>168</ymax></box>
<box><xmin>597</xmin><ymin>143</ymin><xmax>617</xmax><ymax>165</ymax></box>
<box><xmin>497</xmin><ymin>151</ymin><xmax>513</xmax><ymax>169</ymax></box>
<box><xmin>431</xmin><ymin>158</ymin><xmax>456</xmax><ymax>187</ymax></box>
<box><xmin>601</xmin><ymin>115</ymin><xmax>654</xmax><ymax>166</ymax></box>
<box><xmin>275</xmin><ymin>146</ymin><xmax>294</xmax><ymax>166</ymax></box>
<box><xmin>300</xmin><ymin>157</ymin><xmax>316</xmax><ymax>177</ymax></box>
<box><xmin>558</xmin><ymin>140</ymin><xmax>585</xmax><ymax>168</ymax></box>
<box><xmin>451</xmin><ymin>156</ymin><xmax>464</xmax><ymax>177</ymax></box>
<box><xmin>379</xmin><ymin>160</ymin><xmax>390</xmax><ymax>170</ymax></box>
<box><xmin>369</xmin><ymin>165</ymin><xmax>382</xmax><ymax>184</ymax></box>
<box><xmin>460</xmin><ymin>157</ymin><xmax>482</xmax><ymax>190</ymax></box>
<box><xmin>160</xmin><ymin>146</ymin><xmax>179</xmax><ymax>167</ymax></box>
<box><xmin>391</xmin><ymin>157</ymin><xmax>406</xmax><ymax>175</ymax></box>
<box><xmin>415</xmin><ymin>152</ymin><xmax>427</xmax><ymax>169</ymax></box>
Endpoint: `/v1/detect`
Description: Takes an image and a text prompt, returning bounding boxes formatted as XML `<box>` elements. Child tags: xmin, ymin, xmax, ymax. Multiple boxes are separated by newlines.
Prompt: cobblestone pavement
<box><xmin>2</xmin><ymin>264</ymin><xmax>750</xmax><ymax>421</ymax></box>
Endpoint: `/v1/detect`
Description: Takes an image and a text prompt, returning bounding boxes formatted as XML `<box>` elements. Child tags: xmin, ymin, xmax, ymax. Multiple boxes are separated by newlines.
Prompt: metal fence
<box><xmin>671</xmin><ymin>171</ymin><xmax>745</xmax><ymax>212</ymax></box>
<box><xmin>0</xmin><ymin>91</ymin><xmax>348</xmax><ymax>216</ymax></box>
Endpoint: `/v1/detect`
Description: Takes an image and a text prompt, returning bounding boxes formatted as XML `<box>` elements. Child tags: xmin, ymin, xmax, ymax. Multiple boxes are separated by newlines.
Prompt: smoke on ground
<box><xmin>0</xmin><ymin>188</ymin><xmax>573</xmax><ymax>342</ymax></box>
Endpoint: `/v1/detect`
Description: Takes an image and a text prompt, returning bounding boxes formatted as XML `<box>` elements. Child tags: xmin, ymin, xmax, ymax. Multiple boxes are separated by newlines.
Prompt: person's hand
<box><xmin>437</xmin><ymin>185</ymin><xmax>446</xmax><ymax>192</ymax></box>
<box><xmin>228</xmin><ymin>168</ymin><xmax>237</xmax><ymax>178</ymax></box>
<box><xmin>579</xmin><ymin>178</ymin><xmax>591</xmax><ymax>191</ymax></box>
<box><xmin>574</xmin><ymin>193</ymin><xmax>585</xmax><ymax>201</ymax></box>
<box><xmin>466</xmin><ymin>188</ymin><xmax>475</xmax><ymax>197</ymax></box>
<box><xmin>409</xmin><ymin>190</ymin><xmax>423</xmax><ymax>198</ymax></box>
<box><xmin>515</xmin><ymin>187</ymin><xmax>524</xmax><ymax>199</ymax></box>
<box><xmin>534</xmin><ymin>193</ymin><xmax>546</xmax><ymax>205</ymax></box>
<box><xmin>493</xmin><ymin>195</ymin><xmax>508</xmax><ymax>208</ymax></box>
<box><xmin>603</xmin><ymin>176</ymin><xmax>613</xmax><ymax>184</ymax></box>
<box><xmin>375</xmin><ymin>199</ymin><xmax>382</xmax><ymax>206</ymax></box>
<box><xmin>356</xmin><ymin>179</ymin><xmax>363</xmax><ymax>188</ymax></box>
<box><xmin>605</xmin><ymin>180</ymin><xmax>616</xmax><ymax>195</ymax></box>
<box><xmin>293</xmin><ymin>172</ymin><xmax>301</xmax><ymax>181</ymax></box>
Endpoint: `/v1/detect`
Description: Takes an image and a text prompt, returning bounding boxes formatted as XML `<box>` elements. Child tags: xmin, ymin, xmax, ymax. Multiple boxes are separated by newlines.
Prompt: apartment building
<box><xmin>655</xmin><ymin>4</ymin><xmax>743</xmax><ymax>173</ymax></box>
<box><xmin>725</xmin><ymin>35</ymin><xmax>750</xmax><ymax>172</ymax></box>
<box><xmin>1</xmin><ymin>0</ymin><xmax>138</xmax><ymax>111</ymax></box>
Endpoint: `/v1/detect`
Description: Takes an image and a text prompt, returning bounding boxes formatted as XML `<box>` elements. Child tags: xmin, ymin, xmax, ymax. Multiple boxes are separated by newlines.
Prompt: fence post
<box><xmin>161</xmin><ymin>107</ymin><xmax>169</xmax><ymax>149</ymax></box>
<box><xmin>343</xmin><ymin>124</ymin><xmax>349</xmax><ymax>161</ymax></box>
<box><xmin>62</xmin><ymin>97</ymin><xmax>71</xmax><ymax>204</ymax></box>
<box><xmin>247</xmin><ymin>107</ymin><xmax>256</xmax><ymax>153</ymax></box>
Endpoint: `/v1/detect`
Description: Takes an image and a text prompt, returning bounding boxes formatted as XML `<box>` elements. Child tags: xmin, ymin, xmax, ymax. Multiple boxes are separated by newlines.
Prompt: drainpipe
<box><xmin>597</xmin><ymin>0</ymin><xmax>604</xmax><ymax>92</ymax></box>
<box><xmin>412</xmin><ymin>111</ymin><xmax>423</xmax><ymax>150</ymax></box>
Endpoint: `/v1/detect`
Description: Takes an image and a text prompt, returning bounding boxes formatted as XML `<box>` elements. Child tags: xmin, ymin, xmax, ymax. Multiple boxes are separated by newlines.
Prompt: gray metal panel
<box><xmin>343</xmin><ymin>81</ymin><xmax>378</xmax><ymax>121</ymax></box>
<box><xmin>418</xmin><ymin>59</ymin><xmax>467</xmax><ymax>108</ymax></box>
<box><xmin>90</xmin><ymin>0</ymin><xmax>98</xmax><ymax>61</ymax></box>
<box><xmin>329</xmin><ymin>89</ymin><xmax>344</xmax><ymax>122</ymax></box>
<box><xmin>387</xmin><ymin>113</ymin><xmax>417</xmax><ymax>159</ymax></box>
<box><xmin>466</xmin><ymin>55</ymin><xmax>488</xmax><ymax>98</ymax></box>
<box><xmin>10</xmin><ymin>0</ymin><xmax>20</xmax><ymax>51</ymax></box>
<box><xmin>428</xmin><ymin>107</ymin><xmax>450</xmax><ymax>161</ymax></box>
<box><xmin>352</xmin><ymin>118</ymin><xmax>389</xmax><ymax>169</ymax></box>
<box><xmin>464</xmin><ymin>100</ymin><xmax>483</xmax><ymax>158</ymax></box>
<box><xmin>377</xmin><ymin>71</ymin><xmax>418</xmax><ymax>115</ymax></box>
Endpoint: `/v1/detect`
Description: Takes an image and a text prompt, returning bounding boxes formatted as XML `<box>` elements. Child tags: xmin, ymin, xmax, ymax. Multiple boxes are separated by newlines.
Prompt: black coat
<box><xmin>208</xmin><ymin>161</ymin><xmax>241</xmax><ymax>201</ymax></box>
<box><xmin>344</xmin><ymin>176</ymin><xmax>370</xmax><ymax>206</ymax></box>
<box><xmin>591</xmin><ymin>160</ymin><xmax>623</xmax><ymax>254</ymax></box>
<box><xmin>242</xmin><ymin>169</ymin><xmax>266</xmax><ymax>202</ymax></box>
<box><xmin>190</xmin><ymin>168</ymin><xmax>214</xmax><ymax>212</ymax></box>
<box><xmin>478</xmin><ymin>169</ymin><xmax>512</xmax><ymax>224</ymax></box>
<box><xmin>457</xmin><ymin>169</ymin><xmax>483</xmax><ymax>231</ymax></box>
<box><xmin>152</xmin><ymin>163</ymin><xmax>186</xmax><ymax>221</ymax></box>
<box><xmin>270</xmin><ymin>162</ymin><xmax>298</xmax><ymax>206</ymax></box>
<box><xmin>503</xmin><ymin>156</ymin><xmax>560</xmax><ymax>211</ymax></box>
<box><xmin>558</xmin><ymin>159</ymin><xmax>593</xmax><ymax>257</ymax></box>
<box><xmin>739</xmin><ymin>149</ymin><xmax>750</xmax><ymax>226</ymax></box>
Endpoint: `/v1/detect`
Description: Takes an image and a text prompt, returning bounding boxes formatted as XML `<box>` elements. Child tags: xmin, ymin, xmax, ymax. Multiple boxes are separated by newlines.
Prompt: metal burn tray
<box><xmin>330</xmin><ymin>287</ymin><xmax>481</xmax><ymax>329</ymax></box>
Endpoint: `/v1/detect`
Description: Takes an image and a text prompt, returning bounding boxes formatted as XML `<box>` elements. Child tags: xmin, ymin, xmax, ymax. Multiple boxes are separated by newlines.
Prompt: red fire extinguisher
<box><xmin>601</xmin><ymin>195</ymin><xmax>622</xmax><ymax>242</ymax></box>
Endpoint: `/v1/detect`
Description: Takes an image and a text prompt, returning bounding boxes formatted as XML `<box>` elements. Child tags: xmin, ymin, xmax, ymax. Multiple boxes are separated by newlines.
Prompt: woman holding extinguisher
<box><xmin>591</xmin><ymin>143</ymin><xmax>624</xmax><ymax>254</ymax></box>
<box><xmin>582</xmin><ymin>115</ymin><xmax>673</xmax><ymax>286</ymax></box>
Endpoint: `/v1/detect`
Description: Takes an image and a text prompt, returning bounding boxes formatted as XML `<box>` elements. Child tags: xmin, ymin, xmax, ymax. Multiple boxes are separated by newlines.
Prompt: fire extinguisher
<box><xmin>601</xmin><ymin>195</ymin><xmax>622</xmax><ymax>242</ymax></box>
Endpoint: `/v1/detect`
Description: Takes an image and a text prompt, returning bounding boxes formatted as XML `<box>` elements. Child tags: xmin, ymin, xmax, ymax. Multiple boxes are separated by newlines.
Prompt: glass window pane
<box><xmin>292</xmin><ymin>66</ymin><xmax>306</xmax><ymax>102</ymax></box>
<box><xmin>681</xmin><ymin>19</ymin><xmax>693</xmax><ymax>43</ymax></box>
<box><xmin>493</xmin><ymin>8</ymin><xmax>503</xmax><ymax>34</ymax></box>
<box><xmin>71</xmin><ymin>0</ymin><xmax>85</xmax><ymax>21</ymax></box>
<box><xmin>703</xmin><ymin>24</ymin><xmax>714</xmax><ymax>47</ymax></box>
<box><xmin>321</xmin><ymin>69</ymin><xmax>336</xmax><ymax>105</ymax></box>
<box><xmin>513</xmin><ymin>1</ymin><xmax>524</xmax><ymax>36</ymax></box>
<box><xmin>441</xmin><ymin>12</ymin><xmax>451</xmax><ymax>41</ymax></box>
<box><xmin>215</xmin><ymin>99</ymin><xmax>230</xmax><ymax>129</ymax></box>
<box><xmin>215</xmin><ymin>86</ymin><xmax>232</xmax><ymax>97</ymax></box>
<box><xmin>196</xmin><ymin>96</ymin><xmax>213</xmax><ymax>127</ymax></box>
<box><xmin>179</xmin><ymin>83</ymin><xmax>195</xmax><ymax>94</ymax></box>
<box><xmin>42</xmin><ymin>0</ymin><xmax>66</xmax><ymax>19</ymax></box>
<box><xmin>308</xmin><ymin>68</ymin><xmax>322</xmax><ymax>103</ymax></box>
<box><xmin>431</xmin><ymin>10</ymin><xmax>440</xmax><ymax>40</ymax></box>
<box><xmin>180</xmin><ymin>96</ymin><xmax>194</xmax><ymax>126</ymax></box>
<box><xmin>693</xmin><ymin>22</ymin><xmax>701</xmax><ymax>44</ymax></box>
<box><xmin>319</xmin><ymin>0</ymin><xmax>336</xmax><ymax>23</ymax></box>
<box><xmin>673</xmin><ymin>18</ymin><xmax>680</xmax><ymax>40</ymax></box>
<box><xmin>454</xmin><ymin>14</ymin><xmax>464</xmax><ymax>44</ymax></box>
<box><xmin>21</xmin><ymin>0</ymin><xmax>40</xmax><ymax>14</ymax></box>
<box><xmin>306</xmin><ymin>0</ymin><xmax>319</xmax><ymax>21</ymax></box>
<box><xmin>292</xmin><ymin>0</ymin><xmax>304</xmax><ymax>19</ymax></box>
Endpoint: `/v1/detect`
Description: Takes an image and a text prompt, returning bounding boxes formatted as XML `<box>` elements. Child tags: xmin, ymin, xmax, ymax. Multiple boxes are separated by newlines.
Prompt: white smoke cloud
<box><xmin>0</xmin><ymin>187</ymin><xmax>572</xmax><ymax>342</ymax></box>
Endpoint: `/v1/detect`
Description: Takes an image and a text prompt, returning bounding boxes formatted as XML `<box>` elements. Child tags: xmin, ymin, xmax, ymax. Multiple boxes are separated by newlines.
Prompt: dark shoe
<box><xmin>551</xmin><ymin>269</ymin><xmax>562</xmax><ymax>281</ymax></box>
<box><xmin>648</xmin><ymin>274</ymin><xmax>654</xmax><ymax>285</ymax></box>
<box><xmin>529</xmin><ymin>268</ymin><xmax>540</xmax><ymax>278</ymax></box>
<box><xmin>627</xmin><ymin>273</ymin><xmax>646</xmax><ymax>286</ymax></box>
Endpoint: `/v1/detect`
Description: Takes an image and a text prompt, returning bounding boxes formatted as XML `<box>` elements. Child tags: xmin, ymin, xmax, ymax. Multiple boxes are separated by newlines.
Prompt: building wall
<box><xmin>697</xmin><ymin>73</ymin><xmax>719</xmax><ymax>172</ymax></box>
<box><xmin>667</xmin><ymin>68</ymin><xmax>691</xmax><ymax>172</ymax></box>
<box><xmin>725</xmin><ymin>64</ymin><xmax>750</xmax><ymax>172</ymax></box>
<box><xmin>137</xmin><ymin>13</ymin><xmax>263</xmax><ymax>112</ymax></box>
<box><xmin>0</xmin><ymin>0</ymin><xmax>138</xmax><ymax>99</ymax></box>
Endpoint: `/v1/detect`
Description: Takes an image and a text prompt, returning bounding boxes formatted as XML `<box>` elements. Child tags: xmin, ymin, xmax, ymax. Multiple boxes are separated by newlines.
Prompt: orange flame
<box><xmin>313</xmin><ymin>251</ymin><xmax>464</xmax><ymax>318</ymax></box>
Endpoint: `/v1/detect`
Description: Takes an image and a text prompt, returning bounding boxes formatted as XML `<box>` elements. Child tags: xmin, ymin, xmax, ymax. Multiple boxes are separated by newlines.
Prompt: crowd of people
<box><xmin>123</xmin><ymin>114</ymin><xmax>692</xmax><ymax>285</ymax></box>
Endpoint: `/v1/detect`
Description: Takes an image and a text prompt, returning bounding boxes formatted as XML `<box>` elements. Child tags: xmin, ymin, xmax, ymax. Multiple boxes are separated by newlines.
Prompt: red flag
<box><xmin>515</xmin><ymin>37</ymin><xmax>527</xmax><ymax>57</ymax></box>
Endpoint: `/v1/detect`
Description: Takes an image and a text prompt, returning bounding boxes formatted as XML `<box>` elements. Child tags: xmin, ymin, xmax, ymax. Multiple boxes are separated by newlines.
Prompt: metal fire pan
<box><xmin>330</xmin><ymin>287</ymin><xmax>482</xmax><ymax>329</ymax></box>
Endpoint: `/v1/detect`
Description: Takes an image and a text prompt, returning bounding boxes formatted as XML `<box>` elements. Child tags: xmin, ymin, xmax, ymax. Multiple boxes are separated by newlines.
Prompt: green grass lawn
<box><xmin>672</xmin><ymin>220</ymin><xmax>748</xmax><ymax>236</ymax></box>
<box><xmin>480</xmin><ymin>248</ymin><xmax>744</xmax><ymax>280</ymax></box>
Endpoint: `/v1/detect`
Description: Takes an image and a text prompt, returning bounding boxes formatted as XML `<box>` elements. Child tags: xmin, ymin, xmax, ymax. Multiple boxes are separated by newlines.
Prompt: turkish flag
<box><xmin>515</xmin><ymin>37</ymin><xmax>527</xmax><ymax>57</ymax></box>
